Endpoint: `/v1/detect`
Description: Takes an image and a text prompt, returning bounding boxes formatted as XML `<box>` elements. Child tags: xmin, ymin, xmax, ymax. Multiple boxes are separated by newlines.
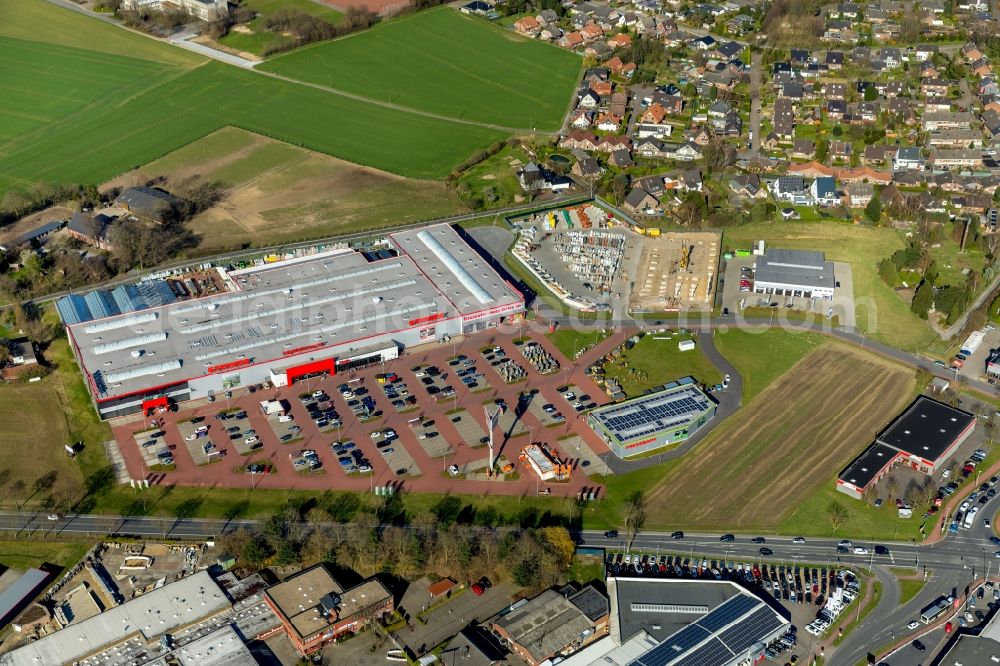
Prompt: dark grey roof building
<box><xmin>753</xmin><ymin>248</ymin><xmax>835</xmax><ymax>298</ymax></box>
<box><xmin>114</xmin><ymin>186</ymin><xmax>180</xmax><ymax>222</ymax></box>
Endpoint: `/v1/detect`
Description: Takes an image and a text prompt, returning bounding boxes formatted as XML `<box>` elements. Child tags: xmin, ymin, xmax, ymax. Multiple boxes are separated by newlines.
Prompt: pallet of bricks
<box><xmin>555</xmin><ymin>230</ymin><xmax>625</xmax><ymax>291</ymax></box>
<box><xmin>519</xmin><ymin>341</ymin><xmax>559</xmax><ymax>375</ymax></box>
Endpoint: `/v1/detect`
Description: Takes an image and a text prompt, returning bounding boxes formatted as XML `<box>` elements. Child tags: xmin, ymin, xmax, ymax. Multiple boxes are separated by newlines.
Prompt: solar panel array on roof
<box><xmin>671</xmin><ymin>638</ymin><xmax>733</xmax><ymax>666</ymax></box>
<box><xmin>717</xmin><ymin>606</ymin><xmax>782</xmax><ymax>654</ymax></box>
<box><xmin>593</xmin><ymin>386</ymin><xmax>713</xmax><ymax>443</ymax></box>
<box><xmin>695</xmin><ymin>595</ymin><xmax>757</xmax><ymax>632</ymax></box>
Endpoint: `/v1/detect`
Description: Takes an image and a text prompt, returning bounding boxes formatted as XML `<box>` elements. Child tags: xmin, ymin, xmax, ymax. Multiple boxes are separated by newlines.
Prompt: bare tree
<box><xmin>827</xmin><ymin>500</ymin><xmax>849</xmax><ymax>531</ymax></box>
<box><xmin>624</xmin><ymin>490</ymin><xmax>647</xmax><ymax>549</ymax></box>
<box><xmin>885</xmin><ymin>474</ymin><xmax>899</xmax><ymax>500</ymax></box>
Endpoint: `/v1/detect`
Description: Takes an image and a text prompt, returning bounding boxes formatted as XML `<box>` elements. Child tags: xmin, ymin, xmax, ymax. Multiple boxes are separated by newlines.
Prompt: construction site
<box><xmin>510</xmin><ymin>204</ymin><xmax>719</xmax><ymax>314</ymax></box>
<box><xmin>628</xmin><ymin>231</ymin><xmax>720</xmax><ymax>313</ymax></box>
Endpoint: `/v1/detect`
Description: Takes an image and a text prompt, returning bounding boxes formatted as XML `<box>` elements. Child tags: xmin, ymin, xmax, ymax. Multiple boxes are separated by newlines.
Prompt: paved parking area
<box><xmin>558</xmin><ymin>434</ymin><xmax>612</xmax><ymax>477</ymax></box>
<box><xmin>447</xmin><ymin>408</ymin><xmax>487</xmax><ymax>449</ymax></box>
<box><xmin>212</xmin><ymin>410</ymin><xmax>263</xmax><ymax>457</ymax></box>
<box><xmin>410</xmin><ymin>419</ymin><xmax>451</xmax><ymax>459</ymax></box>
<box><xmin>371</xmin><ymin>428</ymin><xmax>422</xmax><ymax>478</ymax></box>
<box><xmin>480</xmin><ymin>345</ymin><xmax>528</xmax><ymax>384</ymax></box>
<box><xmin>112</xmin><ymin>329</ymin><xmax>616</xmax><ymax>497</ymax></box>
<box><xmin>132</xmin><ymin>427</ymin><xmax>171</xmax><ymax>468</ymax></box>
<box><xmin>264</xmin><ymin>411</ymin><xmax>302</xmax><ymax>447</ymax></box>
<box><xmin>176</xmin><ymin>418</ymin><xmax>217</xmax><ymax>466</ymax></box>
<box><xmin>525</xmin><ymin>391</ymin><xmax>566</xmax><ymax>428</ymax></box>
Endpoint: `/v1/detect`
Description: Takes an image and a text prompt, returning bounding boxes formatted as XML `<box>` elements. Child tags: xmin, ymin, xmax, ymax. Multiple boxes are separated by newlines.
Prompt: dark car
<box><xmin>751</xmin><ymin>537</ymin><xmax>766</xmax><ymax>544</ymax></box>
<box><xmin>874</xmin><ymin>545</ymin><xmax>890</xmax><ymax>555</ymax></box>
<box><xmin>913</xmin><ymin>640</ymin><xmax>925</xmax><ymax>652</ymax></box>
<box><xmin>759</xmin><ymin>547</ymin><xmax>773</xmax><ymax>556</ymax></box>
<box><xmin>605</xmin><ymin>530</ymin><xmax>619</xmax><ymax>539</ymax></box>
<box><xmin>720</xmin><ymin>534</ymin><xmax>735</xmax><ymax>542</ymax></box>
<box><xmin>671</xmin><ymin>531</ymin><xmax>684</xmax><ymax>540</ymax></box>
<box><xmin>395</xmin><ymin>468</ymin><xmax>408</xmax><ymax>476</ymax></box>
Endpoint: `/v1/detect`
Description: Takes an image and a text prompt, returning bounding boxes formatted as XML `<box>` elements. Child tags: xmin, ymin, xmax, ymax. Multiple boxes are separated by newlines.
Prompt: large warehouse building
<box><xmin>587</xmin><ymin>379</ymin><xmax>716</xmax><ymax>458</ymax></box>
<box><xmin>61</xmin><ymin>224</ymin><xmax>524</xmax><ymax>419</ymax></box>
<box><xmin>753</xmin><ymin>248</ymin><xmax>835</xmax><ymax>300</ymax></box>
<box><xmin>837</xmin><ymin>396</ymin><xmax>976</xmax><ymax>499</ymax></box>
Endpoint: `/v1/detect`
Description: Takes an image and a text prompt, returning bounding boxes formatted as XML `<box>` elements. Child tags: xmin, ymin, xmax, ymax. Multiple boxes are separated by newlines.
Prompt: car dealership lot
<box><xmin>111</xmin><ymin>330</ymin><xmax>615</xmax><ymax>497</ymax></box>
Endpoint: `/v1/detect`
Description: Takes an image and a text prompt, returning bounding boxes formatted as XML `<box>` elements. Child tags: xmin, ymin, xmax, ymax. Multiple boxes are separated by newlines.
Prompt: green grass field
<box><xmin>722</xmin><ymin>222</ymin><xmax>937</xmax><ymax>351</ymax></box>
<box><xmin>0</xmin><ymin>0</ymin><xmax>582</xmax><ymax>193</ymax></box>
<box><xmin>712</xmin><ymin>328</ymin><xmax>827</xmax><ymax>401</ymax></box>
<box><xmin>547</xmin><ymin>327</ymin><xmax>611</xmax><ymax>361</ymax></box>
<box><xmin>600</xmin><ymin>333</ymin><xmax>723</xmax><ymax>397</ymax></box>
<box><xmin>260</xmin><ymin>8</ymin><xmax>581</xmax><ymax>129</ymax></box>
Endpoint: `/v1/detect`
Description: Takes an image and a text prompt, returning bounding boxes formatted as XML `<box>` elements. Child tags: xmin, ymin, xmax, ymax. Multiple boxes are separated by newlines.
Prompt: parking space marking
<box><xmin>176</xmin><ymin>418</ymin><xmax>218</xmax><ymax>466</ymax></box>
<box><xmin>132</xmin><ymin>427</ymin><xmax>172</xmax><ymax>469</ymax></box>
<box><xmin>446</xmin><ymin>409</ymin><xmax>487</xmax><ymax>449</ymax></box>
<box><xmin>557</xmin><ymin>434</ymin><xmax>612</xmax><ymax>477</ymax></box>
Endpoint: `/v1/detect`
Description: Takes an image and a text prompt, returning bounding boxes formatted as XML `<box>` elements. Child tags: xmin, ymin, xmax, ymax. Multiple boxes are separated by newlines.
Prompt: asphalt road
<box><xmin>749</xmin><ymin>51</ymin><xmax>761</xmax><ymax>155</ymax></box>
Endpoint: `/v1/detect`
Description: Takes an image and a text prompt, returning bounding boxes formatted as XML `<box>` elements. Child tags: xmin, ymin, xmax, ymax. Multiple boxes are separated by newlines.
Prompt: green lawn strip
<box><xmin>721</xmin><ymin>222</ymin><xmax>937</xmax><ymax>351</ymax></box>
<box><xmin>897</xmin><ymin>575</ymin><xmax>927</xmax><ymax>605</ymax></box>
<box><xmin>0</xmin><ymin>539</ymin><xmax>91</xmax><ymax>571</ymax></box>
<box><xmin>259</xmin><ymin>7</ymin><xmax>580</xmax><ymax>130</ymax></box>
<box><xmin>833</xmin><ymin>580</ymin><xmax>882</xmax><ymax>646</ymax></box>
<box><xmin>711</xmin><ymin>328</ymin><xmax>827</xmax><ymax>401</ymax></box>
<box><xmin>545</xmin><ymin>328</ymin><xmax>611</xmax><ymax>362</ymax></box>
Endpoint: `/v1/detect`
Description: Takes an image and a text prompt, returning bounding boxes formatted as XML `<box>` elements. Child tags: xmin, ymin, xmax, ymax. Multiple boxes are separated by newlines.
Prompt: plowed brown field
<box><xmin>644</xmin><ymin>343</ymin><xmax>913</xmax><ymax>531</ymax></box>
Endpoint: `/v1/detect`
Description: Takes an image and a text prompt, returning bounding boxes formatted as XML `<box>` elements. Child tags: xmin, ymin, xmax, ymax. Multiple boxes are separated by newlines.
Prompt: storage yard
<box><xmin>510</xmin><ymin>205</ymin><xmax>719</xmax><ymax>313</ymax></box>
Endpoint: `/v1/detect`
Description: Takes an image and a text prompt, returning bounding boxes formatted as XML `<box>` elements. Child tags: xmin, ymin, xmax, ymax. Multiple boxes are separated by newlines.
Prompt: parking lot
<box><xmin>131</xmin><ymin>427</ymin><xmax>172</xmax><ymax>469</ymax></box>
<box><xmin>720</xmin><ymin>256</ymin><xmax>856</xmax><ymax>327</ymax></box>
<box><xmin>557</xmin><ymin>434</ymin><xmax>611</xmax><ymax>477</ymax></box>
<box><xmin>177</xmin><ymin>418</ymin><xmax>220</xmax><ymax>466</ymax></box>
<box><xmin>525</xmin><ymin>391</ymin><xmax>566</xmax><ymax>428</ymax></box>
<box><xmin>481</xmin><ymin>345</ymin><xmax>528</xmax><ymax>384</ymax></box>
<box><xmin>111</xmin><ymin>329</ymin><xmax>618</xmax><ymax>497</ymax></box>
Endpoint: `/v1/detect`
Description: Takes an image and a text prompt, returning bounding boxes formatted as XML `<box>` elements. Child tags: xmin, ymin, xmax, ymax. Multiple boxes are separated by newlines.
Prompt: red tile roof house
<box><xmin>580</xmin><ymin>23</ymin><xmax>604</xmax><ymax>41</ymax></box>
<box><xmin>607</xmin><ymin>33</ymin><xmax>632</xmax><ymax>49</ymax></box>
<box><xmin>560</xmin><ymin>31</ymin><xmax>584</xmax><ymax>48</ymax></box>
<box><xmin>514</xmin><ymin>16</ymin><xmax>541</xmax><ymax>36</ymax></box>
<box><xmin>596</xmin><ymin>135</ymin><xmax>631</xmax><ymax>153</ymax></box>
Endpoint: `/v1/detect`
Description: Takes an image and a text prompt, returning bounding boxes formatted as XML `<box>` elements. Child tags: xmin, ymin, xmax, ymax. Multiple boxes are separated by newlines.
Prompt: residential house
<box><xmin>773</xmin><ymin>98</ymin><xmax>795</xmax><ymax>140</ymax></box>
<box><xmin>862</xmin><ymin>145</ymin><xmax>894</xmax><ymax>165</ymax></box>
<box><xmin>827</xmin><ymin>99</ymin><xmax>847</xmax><ymax>119</ymax></box>
<box><xmin>607</xmin><ymin>33</ymin><xmax>631</xmax><ymax>49</ymax></box>
<box><xmin>609</xmin><ymin>91</ymin><xmax>628</xmax><ymax>118</ymax></box>
<box><xmin>791</xmin><ymin>140</ymin><xmax>816</xmax><ymax>159</ymax></box>
<box><xmin>560</xmin><ymin>31</ymin><xmax>584</xmax><ymax>48</ymax></box>
<box><xmin>571</xmin><ymin>157</ymin><xmax>603</xmax><ymax>178</ymax></box>
<box><xmin>540</xmin><ymin>25</ymin><xmax>563</xmax><ymax>41</ymax></box>
<box><xmin>826</xmin><ymin>51</ymin><xmax>844</xmax><ymax>69</ymax></box>
<box><xmin>639</xmin><ymin>104</ymin><xmax>667</xmax><ymax>125</ymax></box>
<box><xmin>887</xmin><ymin>98</ymin><xmax>915</xmax><ymax>124</ymax></box>
<box><xmin>66</xmin><ymin>212</ymin><xmax>114</xmax><ymax>250</ymax></box>
<box><xmin>606</xmin><ymin>57</ymin><xmax>636</xmax><ymax>77</ymax></box>
<box><xmin>590</xmin><ymin>81</ymin><xmax>613</xmax><ymax>98</ymax></box>
<box><xmin>595</xmin><ymin>113</ymin><xmax>621</xmax><ymax>132</ymax></box>
<box><xmin>844</xmin><ymin>181</ymin><xmax>875</xmax><ymax>207</ymax></box>
<box><xmin>516</xmin><ymin>163</ymin><xmax>547</xmax><ymax>191</ymax></box>
<box><xmin>829</xmin><ymin>140</ymin><xmax>853</xmax><ymax>161</ymax></box>
<box><xmin>596</xmin><ymin>135</ymin><xmax>630</xmax><ymax>153</ymax></box>
<box><xmin>608</xmin><ymin>149</ymin><xmax>633</xmax><ymax>168</ymax></box>
<box><xmin>790</xmin><ymin>49</ymin><xmax>810</xmax><ymax>66</ymax></box>
<box><xmin>578</xmin><ymin>89</ymin><xmax>601</xmax><ymax>108</ymax></box>
<box><xmin>623</xmin><ymin>187</ymin><xmax>660</xmax><ymax>213</ymax></box>
<box><xmin>810</xmin><ymin>176</ymin><xmax>839</xmax><ymax>206</ymax></box>
<box><xmin>634</xmin><ymin>123</ymin><xmax>673</xmax><ymax>140</ymax></box>
<box><xmin>893</xmin><ymin>146</ymin><xmax>925</xmax><ymax>171</ymax></box>
<box><xmin>716</xmin><ymin>40</ymin><xmax>743</xmax><ymax>60</ymax></box>
<box><xmin>657</xmin><ymin>94</ymin><xmax>685</xmax><ymax>115</ymax></box>
<box><xmin>729</xmin><ymin>173</ymin><xmax>767</xmax><ymax>198</ymax></box>
<box><xmin>673</xmin><ymin>141</ymin><xmax>703</xmax><ymax>161</ymax></box>
<box><xmin>514</xmin><ymin>16</ymin><xmax>541</xmax><ymax>36</ymax></box>
<box><xmin>771</xmin><ymin>176</ymin><xmax>811</xmax><ymax>204</ymax></box>
<box><xmin>693</xmin><ymin>34</ymin><xmax>716</xmax><ymax>50</ymax></box>
<box><xmin>460</xmin><ymin>1</ymin><xmax>490</xmax><ymax>15</ymax></box>
<box><xmin>702</xmin><ymin>70</ymin><xmax>738</xmax><ymax>91</ymax></box>
<box><xmin>537</xmin><ymin>8</ymin><xmax>558</xmax><ymax>23</ymax></box>
<box><xmin>928</xmin><ymin>130</ymin><xmax>983</xmax><ymax>149</ymax></box>
<box><xmin>580</xmin><ymin>23</ymin><xmax>604</xmax><ymax>41</ymax></box>
<box><xmin>559</xmin><ymin>131</ymin><xmax>599</xmax><ymax>151</ymax></box>
<box><xmin>633</xmin><ymin>137</ymin><xmax>670</xmax><ymax>158</ymax></box>
<box><xmin>679</xmin><ymin>169</ymin><xmax>703</xmax><ymax>192</ymax></box>
<box><xmin>923</xmin><ymin>111</ymin><xmax>975</xmax><ymax>131</ymax></box>
<box><xmin>920</xmin><ymin>77</ymin><xmax>950</xmax><ymax>97</ymax></box>
<box><xmin>930</xmin><ymin>149</ymin><xmax>983</xmax><ymax>169</ymax></box>
<box><xmin>983</xmin><ymin>109</ymin><xmax>1000</xmax><ymax>144</ymax></box>
<box><xmin>570</xmin><ymin>110</ymin><xmax>593</xmax><ymax>129</ymax></box>
<box><xmin>787</xmin><ymin>161</ymin><xmax>835</xmax><ymax>178</ymax></box>
<box><xmin>824</xmin><ymin>82</ymin><xmax>848</xmax><ymax>100</ymax></box>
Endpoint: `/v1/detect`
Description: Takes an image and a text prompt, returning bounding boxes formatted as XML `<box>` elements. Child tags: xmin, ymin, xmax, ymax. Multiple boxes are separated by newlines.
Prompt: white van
<box><xmin>278</xmin><ymin>414</ymin><xmax>293</xmax><ymax>423</ymax></box>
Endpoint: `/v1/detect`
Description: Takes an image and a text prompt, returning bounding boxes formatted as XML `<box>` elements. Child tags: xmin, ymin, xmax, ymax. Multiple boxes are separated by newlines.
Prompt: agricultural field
<box><xmin>722</xmin><ymin>222</ymin><xmax>937</xmax><ymax>351</ymax></box>
<box><xmin>641</xmin><ymin>344</ymin><xmax>914</xmax><ymax>533</ymax></box>
<box><xmin>125</xmin><ymin>127</ymin><xmax>466</xmax><ymax>250</ymax></box>
<box><xmin>711</xmin><ymin>328</ymin><xmax>826</xmax><ymax>401</ymax></box>
<box><xmin>259</xmin><ymin>7</ymin><xmax>581</xmax><ymax>129</ymax></box>
<box><xmin>219</xmin><ymin>0</ymin><xmax>344</xmax><ymax>57</ymax></box>
<box><xmin>0</xmin><ymin>1</ymin><xmax>572</xmax><ymax>195</ymax></box>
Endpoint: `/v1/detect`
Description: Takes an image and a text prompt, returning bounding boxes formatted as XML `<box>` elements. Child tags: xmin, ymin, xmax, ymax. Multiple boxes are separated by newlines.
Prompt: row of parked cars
<box><xmin>331</xmin><ymin>440</ymin><xmax>372</xmax><ymax>474</ymax></box>
<box><xmin>804</xmin><ymin>570</ymin><xmax>859</xmax><ymax>637</ymax></box>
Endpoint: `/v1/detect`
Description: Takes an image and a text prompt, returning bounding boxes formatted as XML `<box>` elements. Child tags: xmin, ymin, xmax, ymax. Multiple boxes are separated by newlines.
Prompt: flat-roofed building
<box><xmin>60</xmin><ymin>223</ymin><xmax>524</xmax><ymax>419</ymax></box>
<box><xmin>588</xmin><ymin>379</ymin><xmax>716</xmax><ymax>458</ymax></box>
<box><xmin>753</xmin><ymin>248</ymin><xmax>836</xmax><ymax>300</ymax></box>
<box><xmin>837</xmin><ymin>396</ymin><xmax>976</xmax><ymax>499</ymax></box>
<box><xmin>265</xmin><ymin>565</ymin><xmax>393</xmax><ymax>656</ymax></box>
<box><xmin>492</xmin><ymin>586</ymin><xmax>609</xmax><ymax>666</ymax></box>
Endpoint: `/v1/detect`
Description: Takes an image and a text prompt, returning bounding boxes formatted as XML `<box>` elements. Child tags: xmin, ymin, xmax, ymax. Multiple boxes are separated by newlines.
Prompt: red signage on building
<box><xmin>286</xmin><ymin>358</ymin><xmax>336</xmax><ymax>385</ymax></box>
<box><xmin>207</xmin><ymin>358</ymin><xmax>252</xmax><ymax>374</ymax></box>
<box><xmin>408</xmin><ymin>312</ymin><xmax>444</xmax><ymax>327</ymax></box>
<box><xmin>142</xmin><ymin>396</ymin><xmax>168</xmax><ymax>414</ymax></box>
<box><xmin>624</xmin><ymin>437</ymin><xmax>656</xmax><ymax>450</ymax></box>
<box><xmin>282</xmin><ymin>342</ymin><xmax>327</xmax><ymax>357</ymax></box>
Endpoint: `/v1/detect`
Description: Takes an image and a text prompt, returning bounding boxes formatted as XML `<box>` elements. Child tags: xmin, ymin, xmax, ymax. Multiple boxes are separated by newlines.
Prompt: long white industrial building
<box><xmin>61</xmin><ymin>224</ymin><xmax>524</xmax><ymax>419</ymax></box>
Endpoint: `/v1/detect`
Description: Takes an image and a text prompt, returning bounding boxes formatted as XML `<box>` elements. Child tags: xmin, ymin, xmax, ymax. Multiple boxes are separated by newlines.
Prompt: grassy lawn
<box><xmin>898</xmin><ymin>575</ymin><xmax>926</xmax><ymax>605</ymax></box>
<box><xmin>722</xmin><ymin>222</ymin><xmax>937</xmax><ymax>351</ymax></box>
<box><xmin>259</xmin><ymin>7</ymin><xmax>581</xmax><ymax>130</ymax></box>
<box><xmin>712</xmin><ymin>328</ymin><xmax>827</xmax><ymax>401</ymax></box>
<box><xmin>454</xmin><ymin>144</ymin><xmax>531</xmax><ymax>209</ymax></box>
<box><xmin>599</xmin><ymin>333</ymin><xmax>723</xmax><ymax>397</ymax></box>
<box><xmin>565</xmin><ymin>553</ymin><xmax>605</xmax><ymax>585</ymax></box>
<box><xmin>546</xmin><ymin>327</ymin><xmax>611</xmax><ymax>361</ymax></box>
<box><xmin>0</xmin><ymin>539</ymin><xmax>90</xmax><ymax>572</ymax></box>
